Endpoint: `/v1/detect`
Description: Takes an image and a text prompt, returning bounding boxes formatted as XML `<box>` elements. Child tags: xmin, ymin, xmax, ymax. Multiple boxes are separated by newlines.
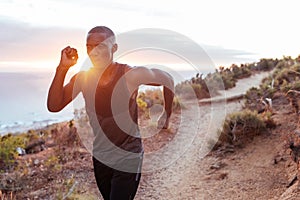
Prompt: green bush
<box><xmin>221</xmin><ymin>73</ymin><xmax>236</xmax><ymax>89</ymax></box>
<box><xmin>204</xmin><ymin>73</ymin><xmax>227</xmax><ymax>93</ymax></box>
<box><xmin>0</xmin><ymin>133</ymin><xmax>28</xmax><ymax>171</ymax></box>
<box><xmin>271</xmin><ymin>63</ymin><xmax>300</xmax><ymax>94</ymax></box>
<box><xmin>256</xmin><ymin>58</ymin><xmax>277</xmax><ymax>71</ymax></box>
<box><xmin>280</xmin><ymin>80</ymin><xmax>300</xmax><ymax>93</ymax></box>
<box><xmin>216</xmin><ymin>110</ymin><xmax>267</xmax><ymax>148</ymax></box>
<box><xmin>137</xmin><ymin>89</ymin><xmax>184</xmax><ymax>119</ymax></box>
<box><xmin>231</xmin><ymin>64</ymin><xmax>252</xmax><ymax>79</ymax></box>
<box><xmin>137</xmin><ymin>97</ymin><xmax>150</xmax><ymax>119</ymax></box>
<box><xmin>245</xmin><ymin>87</ymin><xmax>262</xmax><ymax>103</ymax></box>
<box><xmin>172</xmin><ymin>96</ymin><xmax>185</xmax><ymax>111</ymax></box>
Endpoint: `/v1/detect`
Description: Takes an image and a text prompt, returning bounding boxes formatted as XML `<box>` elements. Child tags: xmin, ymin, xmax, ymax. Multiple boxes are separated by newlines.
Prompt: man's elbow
<box><xmin>47</xmin><ymin>106</ymin><xmax>61</xmax><ymax>113</ymax></box>
<box><xmin>170</xmin><ymin>76</ymin><xmax>174</xmax><ymax>87</ymax></box>
<box><xmin>47</xmin><ymin>102</ymin><xmax>62</xmax><ymax>113</ymax></box>
<box><xmin>166</xmin><ymin>74</ymin><xmax>174</xmax><ymax>90</ymax></box>
<box><xmin>156</xmin><ymin>69</ymin><xmax>174</xmax><ymax>88</ymax></box>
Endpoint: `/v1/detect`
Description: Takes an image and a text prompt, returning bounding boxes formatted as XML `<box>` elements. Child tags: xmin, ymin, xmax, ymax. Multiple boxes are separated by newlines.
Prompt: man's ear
<box><xmin>112</xmin><ymin>43</ymin><xmax>118</xmax><ymax>53</ymax></box>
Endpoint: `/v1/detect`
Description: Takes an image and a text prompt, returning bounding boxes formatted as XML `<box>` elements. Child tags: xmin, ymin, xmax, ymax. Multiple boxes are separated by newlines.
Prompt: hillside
<box><xmin>2</xmin><ymin>57</ymin><xmax>300</xmax><ymax>199</ymax></box>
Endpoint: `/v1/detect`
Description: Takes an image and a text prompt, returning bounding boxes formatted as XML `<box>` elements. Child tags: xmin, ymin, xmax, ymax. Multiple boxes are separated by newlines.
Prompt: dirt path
<box><xmin>135</xmin><ymin>71</ymin><xmax>296</xmax><ymax>200</ymax></box>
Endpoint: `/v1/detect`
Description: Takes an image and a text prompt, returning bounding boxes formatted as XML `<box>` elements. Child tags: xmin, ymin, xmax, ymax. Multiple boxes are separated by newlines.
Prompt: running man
<box><xmin>47</xmin><ymin>26</ymin><xmax>174</xmax><ymax>200</ymax></box>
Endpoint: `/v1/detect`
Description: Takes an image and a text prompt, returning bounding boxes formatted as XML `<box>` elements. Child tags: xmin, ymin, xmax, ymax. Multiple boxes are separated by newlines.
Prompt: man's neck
<box><xmin>93</xmin><ymin>62</ymin><xmax>114</xmax><ymax>71</ymax></box>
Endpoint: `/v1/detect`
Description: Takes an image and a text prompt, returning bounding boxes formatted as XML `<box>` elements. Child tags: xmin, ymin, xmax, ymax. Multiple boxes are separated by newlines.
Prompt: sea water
<box><xmin>0</xmin><ymin>71</ymin><xmax>74</xmax><ymax>135</ymax></box>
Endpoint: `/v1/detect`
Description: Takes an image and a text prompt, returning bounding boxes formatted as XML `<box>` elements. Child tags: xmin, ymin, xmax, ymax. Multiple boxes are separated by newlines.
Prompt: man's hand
<box><xmin>157</xmin><ymin>111</ymin><xmax>170</xmax><ymax>129</ymax></box>
<box><xmin>58</xmin><ymin>46</ymin><xmax>79</xmax><ymax>70</ymax></box>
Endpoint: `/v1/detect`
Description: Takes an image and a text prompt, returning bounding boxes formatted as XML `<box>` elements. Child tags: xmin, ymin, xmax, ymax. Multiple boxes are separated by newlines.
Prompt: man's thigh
<box><xmin>93</xmin><ymin>157</ymin><xmax>113</xmax><ymax>200</ymax></box>
<box><xmin>110</xmin><ymin>170</ymin><xmax>141</xmax><ymax>200</ymax></box>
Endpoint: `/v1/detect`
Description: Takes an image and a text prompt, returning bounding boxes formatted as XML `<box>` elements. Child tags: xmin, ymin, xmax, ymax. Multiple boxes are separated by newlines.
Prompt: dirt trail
<box><xmin>135</xmin><ymin>71</ymin><xmax>296</xmax><ymax>200</ymax></box>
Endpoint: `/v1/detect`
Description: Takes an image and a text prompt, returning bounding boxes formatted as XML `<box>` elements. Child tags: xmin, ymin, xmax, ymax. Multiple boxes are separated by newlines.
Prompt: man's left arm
<box><xmin>159</xmin><ymin>82</ymin><xmax>174</xmax><ymax>129</ymax></box>
<box><xmin>126</xmin><ymin>67</ymin><xmax>174</xmax><ymax>129</ymax></box>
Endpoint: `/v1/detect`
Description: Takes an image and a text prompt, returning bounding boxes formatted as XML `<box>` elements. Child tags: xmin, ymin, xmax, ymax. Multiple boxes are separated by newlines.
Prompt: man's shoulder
<box><xmin>70</xmin><ymin>71</ymin><xmax>91</xmax><ymax>86</ymax></box>
<box><xmin>114</xmin><ymin>62</ymin><xmax>135</xmax><ymax>73</ymax></box>
<box><xmin>71</xmin><ymin>71</ymin><xmax>86</xmax><ymax>80</ymax></box>
<box><xmin>114</xmin><ymin>62</ymin><xmax>131</xmax><ymax>67</ymax></box>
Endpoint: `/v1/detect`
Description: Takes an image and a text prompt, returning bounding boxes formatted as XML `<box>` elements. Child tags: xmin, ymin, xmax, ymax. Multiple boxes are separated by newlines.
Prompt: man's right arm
<box><xmin>47</xmin><ymin>46</ymin><xmax>81</xmax><ymax>112</ymax></box>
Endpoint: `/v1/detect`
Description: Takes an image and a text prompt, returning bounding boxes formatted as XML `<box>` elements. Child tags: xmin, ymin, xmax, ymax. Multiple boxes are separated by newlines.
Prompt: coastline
<box><xmin>0</xmin><ymin>117</ymin><xmax>73</xmax><ymax>136</ymax></box>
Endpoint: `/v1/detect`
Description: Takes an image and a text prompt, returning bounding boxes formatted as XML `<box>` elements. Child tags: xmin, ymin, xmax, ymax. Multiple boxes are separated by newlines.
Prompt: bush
<box><xmin>244</xmin><ymin>87</ymin><xmax>262</xmax><ymax>110</ymax></box>
<box><xmin>204</xmin><ymin>73</ymin><xmax>227</xmax><ymax>94</ymax></box>
<box><xmin>273</xmin><ymin>64</ymin><xmax>300</xmax><ymax>86</ymax></box>
<box><xmin>172</xmin><ymin>96</ymin><xmax>185</xmax><ymax>111</ymax></box>
<box><xmin>221</xmin><ymin>73</ymin><xmax>236</xmax><ymax>89</ymax></box>
<box><xmin>137</xmin><ymin>97</ymin><xmax>150</xmax><ymax>119</ymax></box>
<box><xmin>274</xmin><ymin>60</ymin><xmax>287</xmax><ymax>71</ymax></box>
<box><xmin>137</xmin><ymin>89</ymin><xmax>184</xmax><ymax>119</ymax></box>
<box><xmin>231</xmin><ymin>64</ymin><xmax>252</xmax><ymax>79</ymax></box>
<box><xmin>0</xmin><ymin>133</ymin><xmax>28</xmax><ymax>171</ymax></box>
<box><xmin>176</xmin><ymin>83</ymin><xmax>210</xmax><ymax>99</ymax></box>
<box><xmin>216</xmin><ymin>110</ymin><xmax>267</xmax><ymax>148</ymax></box>
<box><xmin>175</xmin><ymin>82</ymin><xmax>210</xmax><ymax>99</ymax></box>
<box><xmin>256</xmin><ymin>58</ymin><xmax>277</xmax><ymax>71</ymax></box>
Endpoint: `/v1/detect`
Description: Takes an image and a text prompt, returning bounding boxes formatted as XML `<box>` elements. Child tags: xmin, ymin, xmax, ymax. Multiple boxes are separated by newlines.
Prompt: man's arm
<box><xmin>126</xmin><ymin>67</ymin><xmax>175</xmax><ymax>129</ymax></box>
<box><xmin>47</xmin><ymin>46</ymin><xmax>81</xmax><ymax>112</ymax></box>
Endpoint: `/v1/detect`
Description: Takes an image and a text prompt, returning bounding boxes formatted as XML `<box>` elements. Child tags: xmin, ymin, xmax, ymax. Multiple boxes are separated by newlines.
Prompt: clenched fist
<box><xmin>58</xmin><ymin>46</ymin><xmax>79</xmax><ymax>70</ymax></box>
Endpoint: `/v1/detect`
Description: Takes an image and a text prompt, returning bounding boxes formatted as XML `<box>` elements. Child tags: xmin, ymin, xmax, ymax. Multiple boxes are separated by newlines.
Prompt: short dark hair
<box><xmin>88</xmin><ymin>26</ymin><xmax>116</xmax><ymax>43</ymax></box>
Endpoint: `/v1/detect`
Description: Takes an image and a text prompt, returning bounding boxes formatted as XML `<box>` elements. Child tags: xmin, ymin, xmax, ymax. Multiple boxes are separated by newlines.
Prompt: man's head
<box><xmin>86</xmin><ymin>26</ymin><xmax>118</xmax><ymax>69</ymax></box>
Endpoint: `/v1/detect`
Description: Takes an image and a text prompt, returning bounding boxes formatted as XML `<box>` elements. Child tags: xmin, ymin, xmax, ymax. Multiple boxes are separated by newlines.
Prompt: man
<box><xmin>47</xmin><ymin>26</ymin><xmax>174</xmax><ymax>200</ymax></box>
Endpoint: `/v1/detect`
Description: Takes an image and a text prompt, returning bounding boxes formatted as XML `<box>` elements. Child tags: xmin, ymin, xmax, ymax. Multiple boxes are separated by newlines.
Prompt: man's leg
<box><xmin>92</xmin><ymin>157</ymin><xmax>113</xmax><ymax>200</ymax></box>
<box><xmin>110</xmin><ymin>170</ymin><xmax>141</xmax><ymax>200</ymax></box>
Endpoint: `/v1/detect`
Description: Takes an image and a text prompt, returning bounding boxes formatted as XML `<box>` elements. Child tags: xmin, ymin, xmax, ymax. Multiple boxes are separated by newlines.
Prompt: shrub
<box><xmin>172</xmin><ymin>96</ymin><xmax>185</xmax><ymax>111</ymax></box>
<box><xmin>176</xmin><ymin>83</ymin><xmax>200</xmax><ymax>98</ymax></box>
<box><xmin>177</xmin><ymin>83</ymin><xmax>210</xmax><ymax>99</ymax></box>
<box><xmin>221</xmin><ymin>73</ymin><xmax>236</xmax><ymax>89</ymax></box>
<box><xmin>231</xmin><ymin>64</ymin><xmax>252</xmax><ymax>79</ymax></box>
<box><xmin>274</xmin><ymin>60</ymin><xmax>287</xmax><ymax>71</ymax></box>
<box><xmin>271</xmin><ymin>63</ymin><xmax>300</xmax><ymax>94</ymax></box>
<box><xmin>256</xmin><ymin>58</ymin><xmax>277</xmax><ymax>71</ymax></box>
<box><xmin>260</xmin><ymin>76</ymin><xmax>276</xmax><ymax>93</ymax></box>
<box><xmin>280</xmin><ymin>80</ymin><xmax>300</xmax><ymax>93</ymax></box>
<box><xmin>216</xmin><ymin>110</ymin><xmax>267</xmax><ymax>148</ymax></box>
<box><xmin>204</xmin><ymin>73</ymin><xmax>227</xmax><ymax>93</ymax></box>
<box><xmin>244</xmin><ymin>87</ymin><xmax>262</xmax><ymax>109</ymax></box>
<box><xmin>137</xmin><ymin>97</ymin><xmax>150</xmax><ymax>119</ymax></box>
<box><xmin>0</xmin><ymin>133</ymin><xmax>28</xmax><ymax>171</ymax></box>
<box><xmin>137</xmin><ymin>89</ymin><xmax>184</xmax><ymax>119</ymax></box>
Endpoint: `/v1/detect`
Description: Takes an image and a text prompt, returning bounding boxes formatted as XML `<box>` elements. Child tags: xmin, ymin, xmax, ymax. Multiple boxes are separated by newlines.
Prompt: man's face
<box><xmin>86</xmin><ymin>32</ymin><xmax>115</xmax><ymax>69</ymax></box>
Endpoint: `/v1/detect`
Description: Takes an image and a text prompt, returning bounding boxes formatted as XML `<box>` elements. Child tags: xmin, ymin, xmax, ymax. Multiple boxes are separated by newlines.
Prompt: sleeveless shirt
<box><xmin>81</xmin><ymin>62</ymin><xmax>143</xmax><ymax>169</ymax></box>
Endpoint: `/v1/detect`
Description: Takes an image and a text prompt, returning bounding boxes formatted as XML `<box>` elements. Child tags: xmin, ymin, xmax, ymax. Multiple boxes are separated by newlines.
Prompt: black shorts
<box><xmin>92</xmin><ymin>157</ymin><xmax>142</xmax><ymax>200</ymax></box>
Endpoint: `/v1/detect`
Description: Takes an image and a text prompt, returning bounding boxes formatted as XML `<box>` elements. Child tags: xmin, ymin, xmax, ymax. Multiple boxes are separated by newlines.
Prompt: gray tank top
<box><xmin>81</xmin><ymin>62</ymin><xmax>143</xmax><ymax>172</ymax></box>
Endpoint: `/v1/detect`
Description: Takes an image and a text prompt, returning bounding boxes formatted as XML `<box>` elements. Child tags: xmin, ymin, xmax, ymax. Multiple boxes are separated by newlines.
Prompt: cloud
<box><xmin>0</xmin><ymin>17</ymin><xmax>86</xmax><ymax>62</ymax></box>
<box><xmin>114</xmin><ymin>28</ymin><xmax>257</xmax><ymax>68</ymax></box>
<box><xmin>0</xmin><ymin>18</ymin><xmax>257</xmax><ymax>70</ymax></box>
<box><xmin>203</xmin><ymin>45</ymin><xmax>258</xmax><ymax>67</ymax></box>
<box><xmin>46</xmin><ymin>0</ymin><xmax>176</xmax><ymax>17</ymax></box>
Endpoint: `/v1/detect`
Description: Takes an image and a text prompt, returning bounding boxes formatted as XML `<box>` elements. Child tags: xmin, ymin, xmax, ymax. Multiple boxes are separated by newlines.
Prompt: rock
<box><xmin>33</xmin><ymin>159</ymin><xmax>39</xmax><ymax>166</ymax></box>
<box><xmin>217</xmin><ymin>172</ymin><xmax>228</xmax><ymax>180</ymax></box>
<box><xmin>25</xmin><ymin>139</ymin><xmax>45</xmax><ymax>154</ymax></box>
<box><xmin>210</xmin><ymin>161</ymin><xmax>227</xmax><ymax>170</ymax></box>
<box><xmin>16</xmin><ymin>147</ymin><xmax>26</xmax><ymax>156</ymax></box>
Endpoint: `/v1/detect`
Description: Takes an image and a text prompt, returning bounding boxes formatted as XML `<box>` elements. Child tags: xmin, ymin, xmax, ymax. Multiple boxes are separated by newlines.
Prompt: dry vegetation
<box><xmin>214</xmin><ymin>56</ymin><xmax>300</xmax><ymax>163</ymax></box>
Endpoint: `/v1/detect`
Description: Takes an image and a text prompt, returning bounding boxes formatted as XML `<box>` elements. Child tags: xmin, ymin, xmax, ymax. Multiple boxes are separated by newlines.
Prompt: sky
<box><xmin>1</xmin><ymin>0</ymin><xmax>300</xmax><ymax>72</ymax></box>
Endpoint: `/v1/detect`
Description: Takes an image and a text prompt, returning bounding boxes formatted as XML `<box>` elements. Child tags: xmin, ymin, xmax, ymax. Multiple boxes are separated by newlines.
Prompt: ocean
<box><xmin>0</xmin><ymin>71</ymin><xmax>74</xmax><ymax>135</ymax></box>
<box><xmin>0</xmin><ymin>69</ymin><xmax>203</xmax><ymax>135</ymax></box>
